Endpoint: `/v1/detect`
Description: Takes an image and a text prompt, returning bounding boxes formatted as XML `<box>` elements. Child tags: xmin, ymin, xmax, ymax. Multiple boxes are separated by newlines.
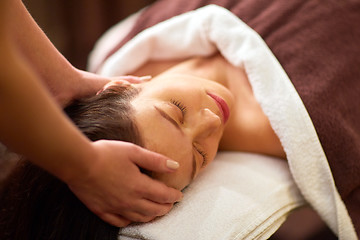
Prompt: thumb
<box><xmin>130</xmin><ymin>146</ymin><xmax>179</xmax><ymax>173</ymax></box>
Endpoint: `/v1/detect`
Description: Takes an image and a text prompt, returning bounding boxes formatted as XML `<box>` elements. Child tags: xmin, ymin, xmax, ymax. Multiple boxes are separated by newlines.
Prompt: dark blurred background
<box><xmin>22</xmin><ymin>0</ymin><xmax>156</xmax><ymax>70</ymax></box>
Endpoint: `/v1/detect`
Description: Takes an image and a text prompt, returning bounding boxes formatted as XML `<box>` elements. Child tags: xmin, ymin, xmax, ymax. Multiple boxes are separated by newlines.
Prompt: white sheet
<box><xmin>95</xmin><ymin>5</ymin><xmax>357</xmax><ymax>240</ymax></box>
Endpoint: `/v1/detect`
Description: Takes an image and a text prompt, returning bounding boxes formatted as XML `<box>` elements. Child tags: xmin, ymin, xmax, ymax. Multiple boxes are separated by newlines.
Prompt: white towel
<box><xmin>119</xmin><ymin>152</ymin><xmax>304</xmax><ymax>240</ymax></box>
<box><xmin>98</xmin><ymin>5</ymin><xmax>357</xmax><ymax>240</ymax></box>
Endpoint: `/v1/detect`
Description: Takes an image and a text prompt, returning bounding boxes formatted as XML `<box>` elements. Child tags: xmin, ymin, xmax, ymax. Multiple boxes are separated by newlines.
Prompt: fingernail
<box><xmin>166</xmin><ymin>160</ymin><xmax>179</xmax><ymax>170</ymax></box>
<box><xmin>139</xmin><ymin>75</ymin><xmax>152</xmax><ymax>81</ymax></box>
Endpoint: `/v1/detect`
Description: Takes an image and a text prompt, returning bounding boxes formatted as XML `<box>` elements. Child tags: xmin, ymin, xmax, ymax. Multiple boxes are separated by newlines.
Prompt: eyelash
<box><xmin>170</xmin><ymin>99</ymin><xmax>187</xmax><ymax>121</ymax></box>
<box><xmin>195</xmin><ymin>146</ymin><xmax>208</xmax><ymax>167</ymax></box>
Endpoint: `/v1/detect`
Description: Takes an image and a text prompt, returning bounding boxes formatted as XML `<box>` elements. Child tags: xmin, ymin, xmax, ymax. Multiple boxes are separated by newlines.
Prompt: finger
<box><xmin>100</xmin><ymin>213</ymin><xmax>131</xmax><ymax>227</ymax></box>
<box><xmin>133</xmin><ymin>199</ymin><xmax>173</xmax><ymax>218</ymax></box>
<box><xmin>120</xmin><ymin>200</ymin><xmax>172</xmax><ymax>223</ymax></box>
<box><xmin>130</xmin><ymin>145</ymin><xmax>180</xmax><ymax>173</ymax></box>
<box><xmin>114</xmin><ymin>75</ymin><xmax>152</xmax><ymax>84</ymax></box>
<box><xmin>96</xmin><ymin>80</ymin><xmax>131</xmax><ymax>95</ymax></box>
<box><xmin>137</xmin><ymin>175</ymin><xmax>183</xmax><ymax>204</ymax></box>
<box><xmin>97</xmin><ymin>76</ymin><xmax>152</xmax><ymax>95</ymax></box>
<box><xmin>120</xmin><ymin>210</ymin><xmax>156</xmax><ymax>223</ymax></box>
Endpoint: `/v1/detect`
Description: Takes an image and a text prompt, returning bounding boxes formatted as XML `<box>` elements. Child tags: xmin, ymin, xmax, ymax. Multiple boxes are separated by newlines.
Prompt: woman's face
<box><xmin>131</xmin><ymin>73</ymin><xmax>234</xmax><ymax>190</ymax></box>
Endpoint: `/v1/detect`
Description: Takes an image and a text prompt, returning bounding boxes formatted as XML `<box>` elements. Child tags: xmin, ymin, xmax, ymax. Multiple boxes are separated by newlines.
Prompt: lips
<box><xmin>207</xmin><ymin>92</ymin><xmax>230</xmax><ymax>124</ymax></box>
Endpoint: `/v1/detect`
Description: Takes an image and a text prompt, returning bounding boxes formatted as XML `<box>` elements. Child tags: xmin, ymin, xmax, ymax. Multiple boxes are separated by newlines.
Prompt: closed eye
<box><xmin>194</xmin><ymin>146</ymin><xmax>208</xmax><ymax>168</ymax></box>
<box><xmin>170</xmin><ymin>99</ymin><xmax>187</xmax><ymax>123</ymax></box>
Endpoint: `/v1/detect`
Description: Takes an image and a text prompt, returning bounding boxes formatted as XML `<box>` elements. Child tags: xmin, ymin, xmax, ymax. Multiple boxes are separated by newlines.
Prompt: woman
<box><xmin>0</xmin><ymin>54</ymin><xmax>285</xmax><ymax>240</ymax></box>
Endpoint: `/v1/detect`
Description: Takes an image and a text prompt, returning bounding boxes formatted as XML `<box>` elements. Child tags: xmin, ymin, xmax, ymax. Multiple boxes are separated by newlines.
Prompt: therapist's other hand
<box><xmin>58</xmin><ymin>69</ymin><xmax>151</xmax><ymax>107</ymax></box>
<box><xmin>67</xmin><ymin>140</ymin><xmax>183</xmax><ymax>227</ymax></box>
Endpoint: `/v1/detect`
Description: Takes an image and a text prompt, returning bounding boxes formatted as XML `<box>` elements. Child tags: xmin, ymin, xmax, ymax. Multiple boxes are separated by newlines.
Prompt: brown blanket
<box><xmin>104</xmin><ymin>0</ymin><xmax>360</xmax><ymax>237</ymax></box>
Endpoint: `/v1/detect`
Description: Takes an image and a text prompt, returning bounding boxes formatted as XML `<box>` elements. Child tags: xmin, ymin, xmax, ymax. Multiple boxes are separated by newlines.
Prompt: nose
<box><xmin>192</xmin><ymin>108</ymin><xmax>222</xmax><ymax>139</ymax></box>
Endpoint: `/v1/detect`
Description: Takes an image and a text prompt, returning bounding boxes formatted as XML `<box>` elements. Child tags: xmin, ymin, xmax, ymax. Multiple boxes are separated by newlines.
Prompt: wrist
<box><xmin>57</xmin><ymin>139</ymin><xmax>100</xmax><ymax>185</ymax></box>
<box><xmin>50</xmin><ymin>66</ymin><xmax>82</xmax><ymax>107</ymax></box>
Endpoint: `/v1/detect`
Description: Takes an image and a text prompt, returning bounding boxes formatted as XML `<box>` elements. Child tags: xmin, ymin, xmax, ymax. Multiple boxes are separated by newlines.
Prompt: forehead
<box><xmin>140</xmin><ymin>74</ymin><xmax>208</xmax><ymax>91</ymax></box>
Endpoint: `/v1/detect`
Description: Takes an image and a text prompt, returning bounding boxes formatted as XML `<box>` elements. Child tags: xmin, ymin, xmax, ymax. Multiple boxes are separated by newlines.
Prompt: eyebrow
<box><xmin>154</xmin><ymin>106</ymin><xmax>197</xmax><ymax>179</ymax></box>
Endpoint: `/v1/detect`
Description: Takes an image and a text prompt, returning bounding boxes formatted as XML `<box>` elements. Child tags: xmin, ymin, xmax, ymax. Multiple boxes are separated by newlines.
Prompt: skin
<box><xmin>131</xmin><ymin>73</ymin><xmax>234</xmax><ymax>190</ymax></box>
<box><xmin>0</xmin><ymin>0</ymin><xmax>182</xmax><ymax>227</ymax></box>
<box><xmin>122</xmin><ymin>54</ymin><xmax>286</xmax><ymax>190</ymax></box>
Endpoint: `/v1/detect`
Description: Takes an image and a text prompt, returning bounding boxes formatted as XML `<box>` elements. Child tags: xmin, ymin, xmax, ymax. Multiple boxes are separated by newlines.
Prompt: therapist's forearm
<box><xmin>0</xmin><ymin>41</ymin><xmax>96</xmax><ymax>183</ymax></box>
<box><xmin>8</xmin><ymin>0</ymin><xmax>108</xmax><ymax>105</ymax></box>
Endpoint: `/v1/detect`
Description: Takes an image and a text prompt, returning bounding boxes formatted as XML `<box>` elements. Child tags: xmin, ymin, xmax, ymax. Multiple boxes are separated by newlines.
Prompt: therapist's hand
<box><xmin>67</xmin><ymin>140</ymin><xmax>183</xmax><ymax>227</ymax></box>
<box><xmin>58</xmin><ymin>69</ymin><xmax>151</xmax><ymax>108</ymax></box>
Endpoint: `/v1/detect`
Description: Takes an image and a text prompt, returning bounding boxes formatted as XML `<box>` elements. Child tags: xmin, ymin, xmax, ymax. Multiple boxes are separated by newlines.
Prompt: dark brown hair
<box><xmin>0</xmin><ymin>85</ymin><xmax>142</xmax><ymax>240</ymax></box>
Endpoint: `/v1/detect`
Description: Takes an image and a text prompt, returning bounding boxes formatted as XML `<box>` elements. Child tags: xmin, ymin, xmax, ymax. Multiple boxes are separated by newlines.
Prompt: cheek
<box><xmin>150</xmin><ymin>155</ymin><xmax>193</xmax><ymax>190</ymax></box>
